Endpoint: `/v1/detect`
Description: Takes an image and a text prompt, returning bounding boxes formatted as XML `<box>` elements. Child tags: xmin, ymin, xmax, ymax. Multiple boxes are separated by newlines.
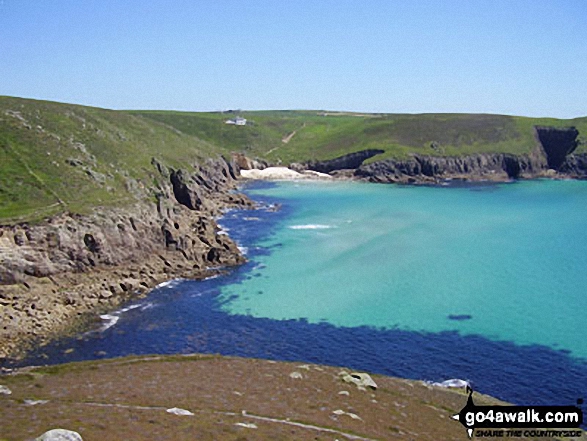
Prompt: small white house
<box><xmin>225</xmin><ymin>117</ymin><xmax>247</xmax><ymax>126</ymax></box>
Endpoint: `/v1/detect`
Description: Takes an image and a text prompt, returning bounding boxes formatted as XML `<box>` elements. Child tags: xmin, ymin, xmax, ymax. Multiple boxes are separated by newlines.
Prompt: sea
<box><xmin>6</xmin><ymin>179</ymin><xmax>587</xmax><ymax>414</ymax></box>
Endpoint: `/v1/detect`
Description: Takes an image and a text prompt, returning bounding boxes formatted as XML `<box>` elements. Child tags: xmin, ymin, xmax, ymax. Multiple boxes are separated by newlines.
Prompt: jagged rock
<box><xmin>560</xmin><ymin>153</ymin><xmax>587</xmax><ymax>178</ymax></box>
<box><xmin>355</xmin><ymin>152</ymin><xmax>549</xmax><ymax>183</ymax></box>
<box><xmin>232</xmin><ymin>152</ymin><xmax>266</xmax><ymax>171</ymax></box>
<box><xmin>306</xmin><ymin>149</ymin><xmax>384</xmax><ymax>173</ymax></box>
<box><xmin>151</xmin><ymin>157</ymin><xmax>169</xmax><ymax>178</ymax></box>
<box><xmin>65</xmin><ymin>158</ymin><xmax>83</xmax><ymax>167</ymax></box>
<box><xmin>0</xmin><ymin>385</ymin><xmax>12</xmax><ymax>395</ymax></box>
<box><xmin>0</xmin><ymin>157</ymin><xmax>251</xmax><ymax>359</ymax></box>
<box><xmin>339</xmin><ymin>371</ymin><xmax>378</xmax><ymax>390</ymax></box>
<box><xmin>170</xmin><ymin>169</ymin><xmax>203</xmax><ymax>210</ymax></box>
<box><xmin>35</xmin><ymin>429</ymin><xmax>83</xmax><ymax>441</ymax></box>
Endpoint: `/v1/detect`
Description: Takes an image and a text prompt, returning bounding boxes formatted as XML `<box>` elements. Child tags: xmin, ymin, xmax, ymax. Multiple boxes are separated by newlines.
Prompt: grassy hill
<box><xmin>0</xmin><ymin>96</ymin><xmax>219</xmax><ymax>223</ymax></box>
<box><xmin>1</xmin><ymin>96</ymin><xmax>586</xmax><ymax>223</ymax></box>
<box><xmin>134</xmin><ymin>109</ymin><xmax>587</xmax><ymax>164</ymax></box>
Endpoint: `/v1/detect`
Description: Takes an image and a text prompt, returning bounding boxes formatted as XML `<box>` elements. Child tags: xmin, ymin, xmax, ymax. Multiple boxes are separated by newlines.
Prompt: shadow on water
<box><xmin>4</xmin><ymin>179</ymin><xmax>586</xmax><ymax>424</ymax></box>
<box><xmin>6</xmin><ymin>279</ymin><xmax>586</xmax><ymax>412</ymax></box>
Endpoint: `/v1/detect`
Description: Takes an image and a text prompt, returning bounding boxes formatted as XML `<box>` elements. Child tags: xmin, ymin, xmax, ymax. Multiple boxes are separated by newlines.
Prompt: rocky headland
<box><xmin>304</xmin><ymin>127</ymin><xmax>587</xmax><ymax>184</ymax></box>
<box><xmin>0</xmin><ymin>156</ymin><xmax>253</xmax><ymax>360</ymax></box>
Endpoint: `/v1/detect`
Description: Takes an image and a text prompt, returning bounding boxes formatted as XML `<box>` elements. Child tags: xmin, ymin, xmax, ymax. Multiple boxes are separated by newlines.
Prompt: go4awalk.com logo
<box><xmin>451</xmin><ymin>386</ymin><xmax>584</xmax><ymax>438</ymax></box>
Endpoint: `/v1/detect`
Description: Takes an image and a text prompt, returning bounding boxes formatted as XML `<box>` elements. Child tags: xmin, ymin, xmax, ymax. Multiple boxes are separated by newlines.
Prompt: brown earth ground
<box><xmin>1</xmin><ymin>355</ymin><xmax>584</xmax><ymax>441</ymax></box>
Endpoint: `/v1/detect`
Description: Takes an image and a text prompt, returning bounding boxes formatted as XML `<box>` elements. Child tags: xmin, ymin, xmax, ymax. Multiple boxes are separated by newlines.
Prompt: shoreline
<box><xmin>0</xmin><ymin>157</ymin><xmax>253</xmax><ymax>362</ymax></box>
<box><xmin>2</xmin><ymin>146</ymin><xmax>587</xmax><ymax>363</ymax></box>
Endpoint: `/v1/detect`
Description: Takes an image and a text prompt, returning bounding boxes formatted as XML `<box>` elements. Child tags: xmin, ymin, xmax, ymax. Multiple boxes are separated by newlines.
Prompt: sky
<box><xmin>0</xmin><ymin>0</ymin><xmax>586</xmax><ymax>118</ymax></box>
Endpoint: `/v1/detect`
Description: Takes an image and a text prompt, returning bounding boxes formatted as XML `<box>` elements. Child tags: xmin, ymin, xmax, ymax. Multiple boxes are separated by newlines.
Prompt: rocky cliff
<box><xmin>305</xmin><ymin>149</ymin><xmax>385</xmax><ymax>173</ymax></box>
<box><xmin>355</xmin><ymin>151</ymin><xmax>547</xmax><ymax>183</ymax></box>
<box><xmin>302</xmin><ymin>127</ymin><xmax>584</xmax><ymax>183</ymax></box>
<box><xmin>0</xmin><ymin>157</ymin><xmax>252</xmax><ymax>360</ymax></box>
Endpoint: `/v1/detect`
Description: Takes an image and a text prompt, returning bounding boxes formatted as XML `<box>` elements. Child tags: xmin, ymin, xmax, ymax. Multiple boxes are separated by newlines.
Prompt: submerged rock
<box><xmin>448</xmin><ymin>314</ymin><xmax>472</xmax><ymax>321</ymax></box>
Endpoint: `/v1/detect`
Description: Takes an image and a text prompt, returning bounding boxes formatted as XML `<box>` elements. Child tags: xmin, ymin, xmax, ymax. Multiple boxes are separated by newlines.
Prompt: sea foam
<box><xmin>288</xmin><ymin>224</ymin><xmax>333</xmax><ymax>230</ymax></box>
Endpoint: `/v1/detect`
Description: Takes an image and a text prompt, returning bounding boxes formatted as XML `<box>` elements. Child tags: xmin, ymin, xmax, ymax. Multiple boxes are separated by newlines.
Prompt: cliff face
<box><xmin>0</xmin><ymin>157</ymin><xmax>252</xmax><ymax>359</ymax></box>
<box><xmin>355</xmin><ymin>152</ymin><xmax>546</xmax><ymax>183</ymax></box>
<box><xmin>305</xmin><ymin>149</ymin><xmax>384</xmax><ymax>173</ymax></box>
<box><xmin>560</xmin><ymin>153</ymin><xmax>587</xmax><ymax>178</ymax></box>
<box><xmin>307</xmin><ymin>127</ymin><xmax>583</xmax><ymax>183</ymax></box>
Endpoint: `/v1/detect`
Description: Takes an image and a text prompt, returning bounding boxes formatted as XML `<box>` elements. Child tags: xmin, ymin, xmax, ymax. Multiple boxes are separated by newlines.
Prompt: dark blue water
<box><xmin>4</xmin><ymin>180</ymin><xmax>587</xmax><ymax>421</ymax></box>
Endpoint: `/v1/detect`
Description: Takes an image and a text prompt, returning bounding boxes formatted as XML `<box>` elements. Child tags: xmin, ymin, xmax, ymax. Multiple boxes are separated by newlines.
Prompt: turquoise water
<box><xmin>219</xmin><ymin>179</ymin><xmax>587</xmax><ymax>360</ymax></box>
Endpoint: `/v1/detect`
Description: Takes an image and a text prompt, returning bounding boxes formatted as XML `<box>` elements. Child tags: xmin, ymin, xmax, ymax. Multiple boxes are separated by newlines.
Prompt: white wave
<box><xmin>99</xmin><ymin>314</ymin><xmax>119</xmax><ymax>331</ymax></box>
<box><xmin>140</xmin><ymin>302</ymin><xmax>155</xmax><ymax>311</ymax></box>
<box><xmin>156</xmin><ymin>279</ymin><xmax>184</xmax><ymax>289</ymax></box>
<box><xmin>289</xmin><ymin>224</ymin><xmax>333</xmax><ymax>230</ymax></box>
<box><xmin>118</xmin><ymin>303</ymin><xmax>142</xmax><ymax>313</ymax></box>
<box><xmin>238</xmin><ymin>246</ymin><xmax>248</xmax><ymax>255</ymax></box>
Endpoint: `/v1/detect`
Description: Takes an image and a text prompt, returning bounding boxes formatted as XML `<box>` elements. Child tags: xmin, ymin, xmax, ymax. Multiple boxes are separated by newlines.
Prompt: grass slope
<box><xmin>0</xmin><ymin>96</ymin><xmax>218</xmax><ymax>223</ymax></box>
<box><xmin>1</xmin><ymin>96</ymin><xmax>586</xmax><ymax>223</ymax></box>
<box><xmin>134</xmin><ymin>110</ymin><xmax>587</xmax><ymax>164</ymax></box>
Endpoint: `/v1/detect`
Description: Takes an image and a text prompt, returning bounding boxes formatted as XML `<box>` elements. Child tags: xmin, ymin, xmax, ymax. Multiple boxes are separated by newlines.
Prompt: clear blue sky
<box><xmin>1</xmin><ymin>0</ymin><xmax>586</xmax><ymax>118</ymax></box>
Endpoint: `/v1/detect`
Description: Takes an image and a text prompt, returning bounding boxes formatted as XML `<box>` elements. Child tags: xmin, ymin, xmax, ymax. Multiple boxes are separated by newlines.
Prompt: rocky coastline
<box><xmin>1</xmin><ymin>126</ymin><xmax>584</xmax><ymax>363</ymax></box>
<box><xmin>0</xmin><ymin>156</ymin><xmax>254</xmax><ymax>360</ymax></box>
<box><xmin>305</xmin><ymin>127</ymin><xmax>587</xmax><ymax>184</ymax></box>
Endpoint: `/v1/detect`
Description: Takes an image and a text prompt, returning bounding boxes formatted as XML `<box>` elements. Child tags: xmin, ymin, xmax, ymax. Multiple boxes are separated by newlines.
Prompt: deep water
<box><xmin>6</xmin><ymin>180</ymin><xmax>587</xmax><ymax>419</ymax></box>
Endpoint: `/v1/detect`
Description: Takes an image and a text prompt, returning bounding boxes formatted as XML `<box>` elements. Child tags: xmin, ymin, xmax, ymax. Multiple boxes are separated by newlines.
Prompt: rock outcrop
<box><xmin>0</xmin><ymin>156</ymin><xmax>253</xmax><ymax>359</ymax></box>
<box><xmin>560</xmin><ymin>153</ymin><xmax>587</xmax><ymax>178</ymax></box>
<box><xmin>305</xmin><ymin>149</ymin><xmax>384</xmax><ymax>174</ymax></box>
<box><xmin>311</xmin><ymin>127</ymin><xmax>584</xmax><ymax>183</ymax></box>
<box><xmin>355</xmin><ymin>152</ymin><xmax>547</xmax><ymax>183</ymax></box>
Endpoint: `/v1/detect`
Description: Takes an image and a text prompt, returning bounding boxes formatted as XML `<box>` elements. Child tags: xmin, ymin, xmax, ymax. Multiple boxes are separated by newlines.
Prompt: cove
<box><xmin>221</xmin><ymin>179</ymin><xmax>587</xmax><ymax>360</ymax></box>
<box><xmin>6</xmin><ymin>179</ymin><xmax>587</xmax><ymax>414</ymax></box>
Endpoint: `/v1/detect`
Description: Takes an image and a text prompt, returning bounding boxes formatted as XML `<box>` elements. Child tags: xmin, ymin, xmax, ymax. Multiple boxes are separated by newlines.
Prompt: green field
<box><xmin>1</xmin><ymin>96</ymin><xmax>585</xmax><ymax>223</ymax></box>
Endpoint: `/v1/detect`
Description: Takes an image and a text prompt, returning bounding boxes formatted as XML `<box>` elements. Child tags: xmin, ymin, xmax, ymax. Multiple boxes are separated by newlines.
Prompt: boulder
<box><xmin>339</xmin><ymin>371</ymin><xmax>378</xmax><ymax>390</ymax></box>
<box><xmin>35</xmin><ymin>429</ymin><xmax>83</xmax><ymax>441</ymax></box>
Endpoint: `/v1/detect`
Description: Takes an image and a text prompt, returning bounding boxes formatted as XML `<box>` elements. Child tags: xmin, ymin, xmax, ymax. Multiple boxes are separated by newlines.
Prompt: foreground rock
<box><xmin>0</xmin><ymin>157</ymin><xmax>253</xmax><ymax>359</ymax></box>
<box><xmin>1</xmin><ymin>355</ymin><xmax>578</xmax><ymax>440</ymax></box>
<box><xmin>36</xmin><ymin>429</ymin><xmax>83</xmax><ymax>441</ymax></box>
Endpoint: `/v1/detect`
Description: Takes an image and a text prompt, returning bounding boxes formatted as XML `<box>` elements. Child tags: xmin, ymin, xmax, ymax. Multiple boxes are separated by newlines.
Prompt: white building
<box><xmin>225</xmin><ymin>116</ymin><xmax>247</xmax><ymax>126</ymax></box>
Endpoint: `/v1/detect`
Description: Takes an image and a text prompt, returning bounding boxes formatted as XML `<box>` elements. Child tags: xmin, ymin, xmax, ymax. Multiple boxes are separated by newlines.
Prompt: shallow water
<box><xmin>221</xmin><ymin>179</ymin><xmax>587</xmax><ymax>359</ymax></box>
<box><xmin>7</xmin><ymin>179</ymin><xmax>587</xmax><ymax>414</ymax></box>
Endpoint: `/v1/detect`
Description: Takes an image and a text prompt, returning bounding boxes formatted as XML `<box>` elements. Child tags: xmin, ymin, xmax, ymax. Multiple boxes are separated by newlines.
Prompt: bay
<box><xmin>7</xmin><ymin>179</ymin><xmax>587</xmax><ymax>414</ymax></box>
